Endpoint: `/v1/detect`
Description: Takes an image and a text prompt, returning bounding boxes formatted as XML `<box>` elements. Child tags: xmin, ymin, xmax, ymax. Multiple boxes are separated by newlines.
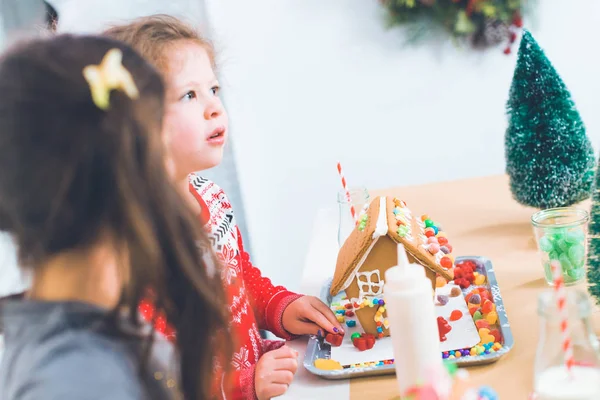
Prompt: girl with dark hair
<box><xmin>0</xmin><ymin>34</ymin><xmax>230</xmax><ymax>400</ymax></box>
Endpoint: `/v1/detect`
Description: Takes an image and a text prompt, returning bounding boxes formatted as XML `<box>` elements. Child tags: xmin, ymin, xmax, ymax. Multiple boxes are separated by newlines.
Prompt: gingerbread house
<box><xmin>330</xmin><ymin>196</ymin><xmax>456</xmax><ymax>338</ymax></box>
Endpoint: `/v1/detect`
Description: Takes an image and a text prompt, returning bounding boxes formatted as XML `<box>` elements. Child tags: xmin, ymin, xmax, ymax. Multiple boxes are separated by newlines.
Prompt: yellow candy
<box><xmin>314</xmin><ymin>359</ymin><xmax>343</xmax><ymax>370</ymax></box>
<box><xmin>336</xmin><ymin>315</ymin><xmax>345</xmax><ymax>323</ymax></box>
<box><xmin>449</xmin><ymin>355</ymin><xmax>455</xmax><ymax>359</ymax></box>
<box><xmin>474</xmin><ymin>275</ymin><xmax>486</xmax><ymax>285</ymax></box>
<box><xmin>454</xmin><ymin>351</ymin><xmax>461</xmax><ymax>358</ymax></box>
<box><xmin>379</xmin><ymin>306</ymin><xmax>386</xmax><ymax>313</ymax></box>
<box><xmin>436</xmin><ymin>276</ymin><xmax>447</xmax><ymax>288</ymax></box>
<box><xmin>436</xmin><ymin>231</ymin><xmax>447</xmax><ymax>238</ymax></box>
<box><xmin>470</xmin><ymin>349</ymin><xmax>477</xmax><ymax>356</ymax></box>
<box><xmin>486</xmin><ymin>311</ymin><xmax>498</xmax><ymax>325</ymax></box>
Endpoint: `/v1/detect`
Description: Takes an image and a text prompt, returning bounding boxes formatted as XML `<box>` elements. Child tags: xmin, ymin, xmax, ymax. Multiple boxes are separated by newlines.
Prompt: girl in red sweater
<box><xmin>106</xmin><ymin>15</ymin><xmax>343</xmax><ymax>400</ymax></box>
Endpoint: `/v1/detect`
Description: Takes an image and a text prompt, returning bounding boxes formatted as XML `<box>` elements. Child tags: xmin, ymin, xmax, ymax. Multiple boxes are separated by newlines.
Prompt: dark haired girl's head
<box><xmin>0</xmin><ymin>35</ymin><xmax>229</xmax><ymax>399</ymax></box>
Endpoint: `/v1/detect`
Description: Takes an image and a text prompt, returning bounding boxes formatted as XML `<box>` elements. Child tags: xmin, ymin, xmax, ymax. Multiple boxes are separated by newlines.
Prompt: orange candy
<box><xmin>449</xmin><ymin>310</ymin><xmax>463</xmax><ymax>321</ymax></box>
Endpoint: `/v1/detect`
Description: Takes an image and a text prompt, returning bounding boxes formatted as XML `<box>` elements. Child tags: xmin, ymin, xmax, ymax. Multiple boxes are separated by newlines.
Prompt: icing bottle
<box><xmin>385</xmin><ymin>244</ymin><xmax>447</xmax><ymax>398</ymax></box>
<box><xmin>534</xmin><ymin>290</ymin><xmax>600</xmax><ymax>400</ymax></box>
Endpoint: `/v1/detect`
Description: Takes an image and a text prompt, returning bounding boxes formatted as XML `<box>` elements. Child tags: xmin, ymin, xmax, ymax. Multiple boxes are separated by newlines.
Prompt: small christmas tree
<box><xmin>587</xmin><ymin>159</ymin><xmax>600</xmax><ymax>304</ymax></box>
<box><xmin>505</xmin><ymin>30</ymin><xmax>595</xmax><ymax>209</ymax></box>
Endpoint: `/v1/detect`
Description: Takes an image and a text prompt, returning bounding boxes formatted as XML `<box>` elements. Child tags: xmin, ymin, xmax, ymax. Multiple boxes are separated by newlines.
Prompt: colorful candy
<box><xmin>436</xmin><ymin>276</ymin><xmax>447</xmax><ymax>288</ymax></box>
<box><xmin>449</xmin><ymin>310</ymin><xmax>463</xmax><ymax>321</ymax></box>
<box><xmin>486</xmin><ymin>311</ymin><xmax>498</xmax><ymax>325</ymax></box>
<box><xmin>475</xmin><ymin>319</ymin><xmax>490</xmax><ymax>330</ymax></box>
<box><xmin>345</xmin><ymin>320</ymin><xmax>356</xmax><ymax>328</ymax></box>
<box><xmin>474</xmin><ymin>274</ymin><xmax>486</xmax><ymax>285</ymax></box>
<box><xmin>352</xmin><ymin>333</ymin><xmax>375</xmax><ymax>351</ymax></box>
<box><xmin>468</xmin><ymin>294</ymin><xmax>482</xmax><ymax>305</ymax></box>
<box><xmin>450</xmin><ymin>287</ymin><xmax>462</xmax><ymax>297</ymax></box>
<box><xmin>539</xmin><ymin>228</ymin><xmax>586</xmax><ymax>284</ymax></box>
<box><xmin>437</xmin><ymin>295</ymin><xmax>449</xmax><ymax>306</ymax></box>
<box><xmin>325</xmin><ymin>332</ymin><xmax>344</xmax><ymax>347</ymax></box>
<box><xmin>440</xmin><ymin>256</ymin><xmax>453</xmax><ymax>269</ymax></box>
<box><xmin>482</xmin><ymin>300</ymin><xmax>495</xmax><ymax>314</ymax></box>
<box><xmin>437</xmin><ymin>316</ymin><xmax>452</xmax><ymax>342</ymax></box>
<box><xmin>428</xmin><ymin>243</ymin><xmax>440</xmax><ymax>254</ymax></box>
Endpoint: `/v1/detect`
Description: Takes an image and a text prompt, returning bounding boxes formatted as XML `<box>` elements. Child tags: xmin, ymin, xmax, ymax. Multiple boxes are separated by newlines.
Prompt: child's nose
<box><xmin>204</xmin><ymin>98</ymin><xmax>224</xmax><ymax>120</ymax></box>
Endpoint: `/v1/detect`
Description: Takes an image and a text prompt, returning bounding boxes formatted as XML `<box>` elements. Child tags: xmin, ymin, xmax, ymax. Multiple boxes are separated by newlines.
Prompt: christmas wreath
<box><xmin>380</xmin><ymin>0</ymin><xmax>531</xmax><ymax>53</ymax></box>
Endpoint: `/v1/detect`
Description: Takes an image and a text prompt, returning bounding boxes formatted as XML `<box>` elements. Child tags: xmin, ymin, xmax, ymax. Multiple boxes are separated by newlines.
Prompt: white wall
<box><xmin>204</xmin><ymin>0</ymin><xmax>600</xmax><ymax>290</ymax></box>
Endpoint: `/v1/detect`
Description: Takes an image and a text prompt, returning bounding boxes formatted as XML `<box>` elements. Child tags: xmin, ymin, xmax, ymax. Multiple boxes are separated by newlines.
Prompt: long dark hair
<box><xmin>0</xmin><ymin>35</ymin><xmax>230</xmax><ymax>399</ymax></box>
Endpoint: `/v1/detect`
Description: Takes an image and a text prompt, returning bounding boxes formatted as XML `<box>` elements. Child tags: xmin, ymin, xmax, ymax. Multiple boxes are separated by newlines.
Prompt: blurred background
<box><xmin>1</xmin><ymin>0</ymin><xmax>599</xmax><ymax>294</ymax></box>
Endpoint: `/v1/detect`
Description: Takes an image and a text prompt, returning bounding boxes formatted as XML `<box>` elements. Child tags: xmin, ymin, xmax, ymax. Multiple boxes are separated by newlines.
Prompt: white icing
<box><xmin>373</xmin><ymin>196</ymin><xmax>388</xmax><ymax>239</ymax></box>
<box><xmin>356</xmin><ymin>270</ymin><xmax>384</xmax><ymax>298</ymax></box>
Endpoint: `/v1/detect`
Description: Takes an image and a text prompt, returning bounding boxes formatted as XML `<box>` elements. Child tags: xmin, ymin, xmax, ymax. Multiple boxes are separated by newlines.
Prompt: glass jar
<box><xmin>531</xmin><ymin>208</ymin><xmax>589</xmax><ymax>286</ymax></box>
<box><xmin>534</xmin><ymin>290</ymin><xmax>600</xmax><ymax>399</ymax></box>
<box><xmin>337</xmin><ymin>187</ymin><xmax>369</xmax><ymax>248</ymax></box>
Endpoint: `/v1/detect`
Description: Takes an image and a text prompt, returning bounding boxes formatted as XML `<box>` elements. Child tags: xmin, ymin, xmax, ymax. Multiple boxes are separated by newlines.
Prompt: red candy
<box><xmin>490</xmin><ymin>329</ymin><xmax>502</xmax><ymax>343</ymax></box>
<box><xmin>345</xmin><ymin>303</ymin><xmax>353</xmax><ymax>309</ymax></box>
<box><xmin>449</xmin><ymin>310</ymin><xmax>463</xmax><ymax>321</ymax></box>
<box><xmin>325</xmin><ymin>333</ymin><xmax>344</xmax><ymax>347</ymax></box>
<box><xmin>438</xmin><ymin>237</ymin><xmax>449</xmax><ymax>246</ymax></box>
<box><xmin>482</xmin><ymin>300</ymin><xmax>494</xmax><ymax>314</ymax></box>
<box><xmin>479</xmin><ymin>290</ymin><xmax>492</xmax><ymax>302</ymax></box>
<box><xmin>345</xmin><ymin>310</ymin><xmax>355</xmax><ymax>317</ymax></box>
<box><xmin>352</xmin><ymin>333</ymin><xmax>375</xmax><ymax>351</ymax></box>
<box><xmin>440</xmin><ymin>256</ymin><xmax>453</xmax><ymax>269</ymax></box>
<box><xmin>475</xmin><ymin>319</ymin><xmax>490</xmax><ymax>330</ymax></box>
<box><xmin>455</xmin><ymin>278</ymin><xmax>470</xmax><ymax>289</ymax></box>
<box><xmin>437</xmin><ymin>316</ymin><xmax>452</xmax><ymax>342</ymax></box>
<box><xmin>425</xmin><ymin>230</ymin><xmax>436</xmax><ymax>238</ymax></box>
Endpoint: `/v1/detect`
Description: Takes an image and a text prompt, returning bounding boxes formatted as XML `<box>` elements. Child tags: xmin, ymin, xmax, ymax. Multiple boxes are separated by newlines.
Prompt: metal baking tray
<box><xmin>303</xmin><ymin>256</ymin><xmax>514</xmax><ymax>379</ymax></box>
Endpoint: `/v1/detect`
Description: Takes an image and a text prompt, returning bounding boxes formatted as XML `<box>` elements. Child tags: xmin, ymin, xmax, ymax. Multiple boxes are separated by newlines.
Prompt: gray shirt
<box><xmin>0</xmin><ymin>300</ymin><xmax>180</xmax><ymax>400</ymax></box>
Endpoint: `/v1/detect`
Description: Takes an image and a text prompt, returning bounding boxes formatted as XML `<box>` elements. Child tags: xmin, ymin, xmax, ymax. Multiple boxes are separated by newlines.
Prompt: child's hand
<box><xmin>255</xmin><ymin>346</ymin><xmax>298</xmax><ymax>400</ymax></box>
<box><xmin>282</xmin><ymin>296</ymin><xmax>344</xmax><ymax>336</ymax></box>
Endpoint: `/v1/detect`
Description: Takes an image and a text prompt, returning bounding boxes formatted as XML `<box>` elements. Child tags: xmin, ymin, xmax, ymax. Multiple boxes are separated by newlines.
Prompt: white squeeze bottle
<box><xmin>384</xmin><ymin>244</ymin><xmax>445</xmax><ymax>398</ymax></box>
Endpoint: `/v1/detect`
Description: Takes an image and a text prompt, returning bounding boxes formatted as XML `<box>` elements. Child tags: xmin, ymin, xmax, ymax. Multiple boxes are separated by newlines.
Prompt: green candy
<box><xmin>351</xmin><ymin>332</ymin><xmax>361</xmax><ymax>340</ymax></box>
<box><xmin>473</xmin><ymin>311</ymin><xmax>483</xmax><ymax>321</ymax></box>
<box><xmin>397</xmin><ymin>225</ymin><xmax>409</xmax><ymax>237</ymax></box>
<box><xmin>567</xmin><ymin>268</ymin><xmax>584</xmax><ymax>280</ymax></box>
<box><xmin>565</xmin><ymin>229</ymin><xmax>585</xmax><ymax>244</ymax></box>
<box><xmin>424</xmin><ymin>219</ymin><xmax>434</xmax><ymax>228</ymax></box>
<box><xmin>554</xmin><ymin>239</ymin><xmax>570</xmax><ymax>253</ymax></box>
<box><xmin>539</xmin><ymin>236</ymin><xmax>554</xmax><ymax>252</ymax></box>
<box><xmin>568</xmin><ymin>244</ymin><xmax>585</xmax><ymax>266</ymax></box>
<box><xmin>548</xmin><ymin>250</ymin><xmax>559</xmax><ymax>261</ymax></box>
<box><xmin>559</xmin><ymin>253</ymin><xmax>573</xmax><ymax>272</ymax></box>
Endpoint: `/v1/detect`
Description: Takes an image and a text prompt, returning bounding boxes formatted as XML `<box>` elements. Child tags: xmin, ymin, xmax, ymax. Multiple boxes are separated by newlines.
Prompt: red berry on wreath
<box><xmin>504</xmin><ymin>47</ymin><xmax>512</xmax><ymax>55</ymax></box>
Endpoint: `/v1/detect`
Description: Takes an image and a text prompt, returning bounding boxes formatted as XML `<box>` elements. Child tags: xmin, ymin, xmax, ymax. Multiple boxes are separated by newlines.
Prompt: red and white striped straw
<box><xmin>336</xmin><ymin>162</ymin><xmax>357</xmax><ymax>225</ymax></box>
<box><xmin>550</xmin><ymin>260</ymin><xmax>574</xmax><ymax>374</ymax></box>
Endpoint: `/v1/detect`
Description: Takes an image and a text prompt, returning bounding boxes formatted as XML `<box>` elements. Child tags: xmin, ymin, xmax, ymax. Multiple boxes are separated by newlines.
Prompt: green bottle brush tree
<box><xmin>505</xmin><ymin>31</ymin><xmax>595</xmax><ymax>210</ymax></box>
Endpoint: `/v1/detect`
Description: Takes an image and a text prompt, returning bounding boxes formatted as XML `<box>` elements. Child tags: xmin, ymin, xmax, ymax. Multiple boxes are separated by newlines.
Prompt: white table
<box><xmin>280</xmin><ymin>208</ymin><xmax>351</xmax><ymax>399</ymax></box>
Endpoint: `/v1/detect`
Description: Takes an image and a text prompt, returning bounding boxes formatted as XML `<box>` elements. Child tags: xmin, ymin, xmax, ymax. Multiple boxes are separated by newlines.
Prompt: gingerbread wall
<box><xmin>346</xmin><ymin>235</ymin><xmax>436</xmax><ymax>336</ymax></box>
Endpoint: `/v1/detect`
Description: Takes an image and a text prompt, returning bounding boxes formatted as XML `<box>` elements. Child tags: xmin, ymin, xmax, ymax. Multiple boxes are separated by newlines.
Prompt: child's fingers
<box><xmin>263</xmin><ymin>383</ymin><xmax>290</xmax><ymax>399</ymax></box>
<box><xmin>309</xmin><ymin>298</ymin><xmax>345</xmax><ymax>333</ymax></box>
<box><xmin>270</xmin><ymin>370</ymin><xmax>295</xmax><ymax>385</ymax></box>
<box><xmin>291</xmin><ymin>321</ymin><xmax>322</xmax><ymax>336</ymax></box>
<box><xmin>274</xmin><ymin>358</ymin><xmax>298</xmax><ymax>374</ymax></box>
<box><xmin>271</xmin><ymin>346</ymin><xmax>298</xmax><ymax>359</ymax></box>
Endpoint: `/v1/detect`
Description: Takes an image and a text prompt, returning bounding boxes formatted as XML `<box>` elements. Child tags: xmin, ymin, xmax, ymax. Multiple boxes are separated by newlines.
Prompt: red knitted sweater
<box><xmin>139</xmin><ymin>175</ymin><xmax>302</xmax><ymax>399</ymax></box>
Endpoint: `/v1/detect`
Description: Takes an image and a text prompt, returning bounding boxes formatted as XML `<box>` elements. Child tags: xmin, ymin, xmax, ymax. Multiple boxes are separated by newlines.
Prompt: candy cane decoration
<box><xmin>337</xmin><ymin>162</ymin><xmax>357</xmax><ymax>225</ymax></box>
<box><xmin>550</xmin><ymin>260</ymin><xmax>574</xmax><ymax>374</ymax></box>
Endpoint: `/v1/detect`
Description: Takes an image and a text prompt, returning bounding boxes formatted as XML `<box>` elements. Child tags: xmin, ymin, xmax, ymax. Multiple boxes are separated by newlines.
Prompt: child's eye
<box><xmin>211</xmin><ymin>86</ymin><xmax>220</xmax><ymax>96</ymax></box>
<box><xmin>181</xmin><ymin>91</ymin><xmax>197</xmax><ymax>102</ymax></box>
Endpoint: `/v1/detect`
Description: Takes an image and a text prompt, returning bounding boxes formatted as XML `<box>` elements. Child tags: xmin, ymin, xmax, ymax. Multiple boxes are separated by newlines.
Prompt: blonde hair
<box><xmin>104</xmin><ymin>14</ymin><xmax>215</xmax><ymax>73</ymax></box>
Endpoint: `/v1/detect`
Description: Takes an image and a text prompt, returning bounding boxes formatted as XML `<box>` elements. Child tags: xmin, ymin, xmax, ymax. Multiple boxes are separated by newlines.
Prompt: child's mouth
<box><xmin>207</xmin><ymin>127</ymin><xmax>226</xmax><ymax>144</ymax></box>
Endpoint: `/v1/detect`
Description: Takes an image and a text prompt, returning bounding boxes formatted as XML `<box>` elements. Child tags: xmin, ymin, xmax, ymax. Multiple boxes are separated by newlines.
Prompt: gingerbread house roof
<box><xmin>330</xmin><ymin>196</ymin><xmax>454</xmax><ymax>296</ymax></box>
